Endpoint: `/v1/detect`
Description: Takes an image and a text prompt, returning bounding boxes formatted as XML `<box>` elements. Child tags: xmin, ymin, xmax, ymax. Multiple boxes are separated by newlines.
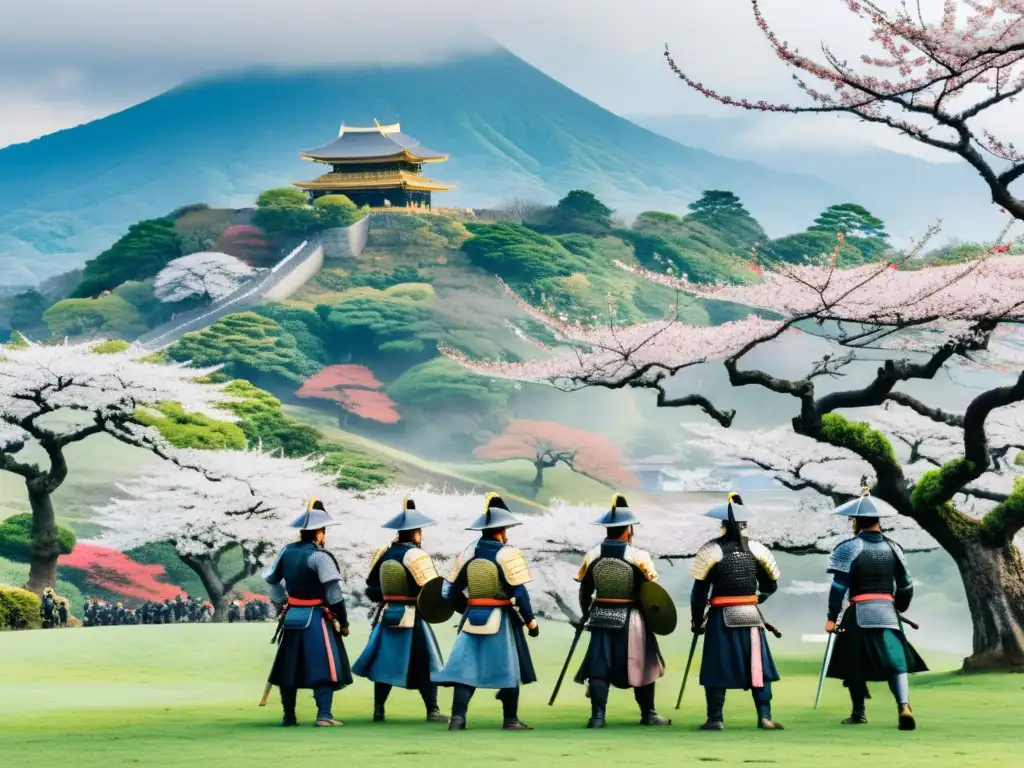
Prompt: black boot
<box><xmin>421</xmin><ymin>685</ymin><xmax>448</xmax><ymax>722</ymax></box>
<box><xmin>588</xmin><ymin>679</ymin><xmax>608</xmax><ymax>728</ymax></box>
<box><xmin>701</xmin><ymin>687</ymin><xmax>725</xmax><ymax>730</ymax></box>
<box><xmin>641</xmin><ymin>712</ymin><xmax>672</xmax><ymax>726</ymax></box>
<box><xmin>374</xmin><ymin>683</ymin><xmax>390</xmax><ymax>722</ymax></box>
<box><xmin>280</xmin><ymin>687</ymin><xmax>298</xmax><ymax>727</ymax></box>
<box><xmin>499</xmin><ymin>688</ymin><xmax>533</xmax><ymax>730</ymax></box>
<box><xmin>754</xmin><ymin>686</ymin><xmax>783</xmax><ymax>729</ymax></box>
<box><xmin>449</xmin><ymin>685</ymin><xmax>472</xmax><ymax>731</ymax></box>
<box><xmin>842</xmin><ymin>710</ymin><xmax>868</xmax><ymax>725</ymax></box>
<box><xmin>636</xmin><ymin>683</ymin><xmax>671</xmax><ymax>726</ymax></box>
<box><xmin>844</xmin><ymin>683</ymin><xmax>869</xmax><ymax>726</ymax></box>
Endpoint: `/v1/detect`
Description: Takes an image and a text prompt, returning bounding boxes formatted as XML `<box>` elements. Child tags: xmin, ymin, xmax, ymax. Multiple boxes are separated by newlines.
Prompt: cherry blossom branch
<box><xmin>664</xmin><ymin>1</ymin><xmax>1024</xmax><ymax>220</ymax></box>
<box><xmin>885</xmin><ymin>391</ymin><xmax>966</xmax><ymax>427</ymax></box>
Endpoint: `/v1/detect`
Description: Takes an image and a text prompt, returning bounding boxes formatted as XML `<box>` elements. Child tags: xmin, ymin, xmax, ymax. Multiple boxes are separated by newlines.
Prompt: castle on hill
<box><xmin>293</xmin><ymin>121</ymin><xmax>454</xmax><ymax>211</ymax></box>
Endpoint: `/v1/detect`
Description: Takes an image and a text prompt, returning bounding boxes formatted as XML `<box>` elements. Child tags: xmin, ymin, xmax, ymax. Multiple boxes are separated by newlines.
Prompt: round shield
<box><xmin>416</xmin><ymin>577</ymin><xmax>455</xmax><ymax>624</ymax></box>
<box><xmin>639</xmin><ymin>581</ymin><xmax>678</xmax><ymax>636</ymax></box>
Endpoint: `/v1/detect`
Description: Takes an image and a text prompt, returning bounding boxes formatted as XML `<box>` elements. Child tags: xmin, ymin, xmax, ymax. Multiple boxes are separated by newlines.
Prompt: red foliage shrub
<box><xmin>474</xmin><ymin>419</ymin><xmax>638</xmax><ymax>487</ymax></box>
<box><xmin>336</xmin><ymin>389</ymin><xmax>400</xmax><ymax>424</ymax></box>
<box><xmin>241</xmin><ymin>591</ymin><xmax>269</xmax><ymax>603</ymax></box>
<box><xmin>297</xmin><ymin>365</ymin><xmax>383</xmax><ymax>396</ymax></box>
<box><xmin>295</xmin><ymin>364</ymin><xmax>399</xmax><ymax>423</ymax></box>
<box><xmin>60</xmin><ymin>544</ymin><xmax>183</xmax><ymax>602</ymax></box>
<box><xmin>214</xmin><ymin>224</ymin><xmax>275</xmax><ymax>267</ymax></box>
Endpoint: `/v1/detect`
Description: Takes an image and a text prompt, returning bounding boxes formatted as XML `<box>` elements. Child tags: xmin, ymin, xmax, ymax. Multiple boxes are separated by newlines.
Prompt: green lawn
<box><xmin>1</xmin><ymin>622</ymin><xmax>1018</xmax><ymax>767</ymax></box>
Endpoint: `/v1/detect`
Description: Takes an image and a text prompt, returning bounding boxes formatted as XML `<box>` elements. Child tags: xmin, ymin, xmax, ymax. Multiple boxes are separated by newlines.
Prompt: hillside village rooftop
<box><xmin>293</xmin><ymin>121</ymin><xmax>454</xmax><ymax>210</ymax></box>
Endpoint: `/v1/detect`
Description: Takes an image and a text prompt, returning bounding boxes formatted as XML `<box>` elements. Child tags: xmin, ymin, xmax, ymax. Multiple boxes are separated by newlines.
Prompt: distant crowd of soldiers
<box><xmin>77</xmin><ymin>594</ymin><xmax>272</xmax><ymax>627</ymax></box>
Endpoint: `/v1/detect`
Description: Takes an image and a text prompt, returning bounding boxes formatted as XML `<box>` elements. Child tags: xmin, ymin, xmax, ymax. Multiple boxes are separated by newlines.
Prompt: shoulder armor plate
<box><xmin>747</xmin><ymin>540</ymin><xmax>780</xmax><ymax>581</ymax></box>
<box><xmin>690</xmin><ymin>541</ymin><xmax>724</xmax><ymax>581</ymax></box>
<box><xmin>448</xmin><ymin>542</ymin><xmax>476</xmax><ymax>582</ymax></box>
<box><xmin>403</xmin><ymin>547</ymin><xmax>439</xmax><ymax>587</ymax></box>
<box><xmin>828</xmin><ymin>537</ymin><xmax>864</xmax><ymax>575</ymax></box>
<box><xmin>263</xmin><ymin>546</ymin><xmax>287</xmax><ymax>583</ymax></box>
<box><xmin>496</xmin><ymin>546</ymin><xmax>532</xmax><ymax>586</ymax></box>
<box><xmin>576</xmin><ymin>545</ymin><xmax>602</xmax><ymax>582</ymax></box>
<box><xmin>368</xmin><ymin>546</ymin><xmax>388</xmax><ymax>573</ymax></box>
<box><xmin>626</xmin><ymin>546</ymin><xmax>658</xmax><ymax>582</ymax></box>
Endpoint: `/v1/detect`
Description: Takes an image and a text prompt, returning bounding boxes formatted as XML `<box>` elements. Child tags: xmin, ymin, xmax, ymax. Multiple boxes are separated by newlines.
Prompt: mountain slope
<box><xmin>0</xmin><ymin>49</ymin><xmax>840</xmax><ymax>286</ymax></box>
<box><xmin>632</xmin><ymin>113</ymin><xmax>1005</xmax><ymax>243</ymax></box>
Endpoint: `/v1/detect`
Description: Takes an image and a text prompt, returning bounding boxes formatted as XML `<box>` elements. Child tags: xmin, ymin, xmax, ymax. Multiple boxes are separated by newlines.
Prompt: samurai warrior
<box><xmin>690</xmin><ymin>493</ymin><xmax>784</xmax><ymax>730</ymax></box>
<box><xmin>825</xmin><ymin>490</ymin><xmax>927</xmax><ymax>730</ymax></box>
<box><xmin>433</xmin><ymin>493</ymin><xmax>539</xmax><ymax>731</ymax></box>
<box><xmin>352</xmin><ymin>497</ymin><xmax>448</xmax><ymax>723</ymax></box>
<box><xmin>264</xmin><ymin>498</ymin><xmax>353</xmax><ymax>727</ymax></box>
<box><xmin>574</xmin><ymin>494</ymin><xmax>671</xmax><ymax>728</ymax></box>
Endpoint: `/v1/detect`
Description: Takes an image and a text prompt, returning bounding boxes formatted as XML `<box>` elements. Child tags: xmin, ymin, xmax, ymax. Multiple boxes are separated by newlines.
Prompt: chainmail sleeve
<box><xmin>264</xmin><ymin>548</ymin><xmax>288</xmax><ymax>605</ymax></box>
<box><xmin>309</xmin><ymin>550</ymin><xmax>347</xmax><ymax>624</ymax></box>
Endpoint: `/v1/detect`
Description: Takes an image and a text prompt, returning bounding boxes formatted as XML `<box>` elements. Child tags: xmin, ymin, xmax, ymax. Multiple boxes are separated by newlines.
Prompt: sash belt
<box><xmin>850</xmin><ymin>593</ymin><xmax>894</xmax><ymax>603</ymax></box>
<box><xmin>287</xmin><ymin>597</ymin><xmax>323</xmax><ymax>607</ymax></box>
<box><xmin>468</xmin><ymin>598</ymin><xmax>512</xmax><ymax>607</ymax></box>
<box><xmin>383</xmin><ymin>595</ymin><xmax>417</xmax><ymax>604</ymax></box>
<box><xmin>710</xmin><ymin>595</ymin><xmax>759</xmax><ymax>607</ymax></box>
<box><xmin>594</xmin><ymin>598</ymin><xmax>635</xmax><ymax>605</ymax></box>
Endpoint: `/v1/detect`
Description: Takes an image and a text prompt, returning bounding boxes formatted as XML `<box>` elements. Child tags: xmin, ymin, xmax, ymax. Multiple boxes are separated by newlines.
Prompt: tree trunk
<box><xmin>531</xmin><ymin>463</ymin><xmax>545</xmax><ymax>498</ymax></box>
<box><xmin>25</xmin><ymin>486</ymin><xmax>59</xmax><ymax>595</ymax></box>
<box><xmin>181</xmin><ymin>554</ymin><xmax>229</xmax><ymax>623</ymax></box>
<box><xmin>955</xmin><ymin>538</ymin><xmax>1024</xmax><ymax>672</ymax></box>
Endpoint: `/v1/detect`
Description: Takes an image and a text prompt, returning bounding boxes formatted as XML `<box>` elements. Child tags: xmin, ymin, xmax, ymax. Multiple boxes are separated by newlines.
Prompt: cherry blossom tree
<box><xmin>441</xmin><ymin>235</ymin><xmax>1024</xmax><ymax>670</ymax></box>
<box><xmin>665</xmin><ymin>1</ymin><xmax>1024</xmax><ymax>219</ymax></box>
<box><xmin>153</xmin><ymin>252</ymin><xmax>261</xmax><ymax>304</ymax></box>
<box><xmin>473</xmin><ymin>419</ymin><xmax>637</xmax><ymax>496</ymax></box>
<box><xmin>0</xmin><ymin>338</ymin><xmax>234</xmax><ymax>593</ymax></box>
<box><xmin>93</xmin><ymin>448</ymin><xmax>344</xmax><ymax>620</ymax></box>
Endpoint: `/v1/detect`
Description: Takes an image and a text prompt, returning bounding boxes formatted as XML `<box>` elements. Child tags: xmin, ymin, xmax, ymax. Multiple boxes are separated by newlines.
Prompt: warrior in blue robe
<box><xmin>690</xmin><ymin>493</ymin><xmax>784</xmax><ymax>730</ymax></box>
<box><xmin>825</xmin><ymin>490</ymin><xmax>927</xmax><ymax>731</ymax></box>
<box><xmin>264</xmin><ymin>499</ymin><xmax>353</xmax><ymax>727</ymax></box>
<box><xmin>574</xmin><ymin>494</ymin><xmax>671</xmax><ymax>728</ymax></box>
<box><xmin>353</xmin><ymin>496</ymin><xmax>448</xmax><ymax>723</ymax></box>
<box><xmin>433</xmin><ymin>493</ymin><xmax>539</xmax><ymax>731</ymax></box>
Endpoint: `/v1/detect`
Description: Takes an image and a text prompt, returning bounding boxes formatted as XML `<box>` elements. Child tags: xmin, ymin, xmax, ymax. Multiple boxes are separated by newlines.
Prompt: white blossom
<box><xmin>153</xmin><ymin>252</ymin><xmax>261</xmax><ymax>304</ymax></box>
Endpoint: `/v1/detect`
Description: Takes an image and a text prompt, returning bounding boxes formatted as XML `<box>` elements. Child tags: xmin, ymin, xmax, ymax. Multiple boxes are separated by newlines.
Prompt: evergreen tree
<box><xmin>72</xmin><ymin>220</ymin><xmax>183</xmax><ymax>298</ymax></box>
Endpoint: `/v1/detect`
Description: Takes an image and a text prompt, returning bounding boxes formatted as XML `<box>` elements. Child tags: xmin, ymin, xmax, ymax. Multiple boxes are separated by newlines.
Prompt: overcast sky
<box><xmin>1</xmin><ymin>0</ymin><xmax>1019</xmax><ymax>159</ymax></box>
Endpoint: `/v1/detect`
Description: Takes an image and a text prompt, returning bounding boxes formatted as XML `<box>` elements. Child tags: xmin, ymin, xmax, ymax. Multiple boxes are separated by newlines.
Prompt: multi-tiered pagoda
<box><xmin>293</xmin><ymin>122</ymin><xmax>453</xmax><ymax>210</ymax></box>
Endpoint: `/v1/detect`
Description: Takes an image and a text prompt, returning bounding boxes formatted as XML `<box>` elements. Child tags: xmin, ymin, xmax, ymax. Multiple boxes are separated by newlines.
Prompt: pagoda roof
<box><xmin>300</xmin><ymin>122</ymin><xmax>448</xmax><ymax>164</ymax></box>
<box><xmin>293</xmin><ymin>170</ymin><xmax>454</xmax><ymax>193</ymax></box>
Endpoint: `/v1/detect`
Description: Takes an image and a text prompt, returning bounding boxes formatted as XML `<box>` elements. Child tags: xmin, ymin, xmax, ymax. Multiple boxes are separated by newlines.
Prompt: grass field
<box><xmin>1</xmin><ymin>622</ymin><xmax>1019</xmax><ymax>767</ymax></box>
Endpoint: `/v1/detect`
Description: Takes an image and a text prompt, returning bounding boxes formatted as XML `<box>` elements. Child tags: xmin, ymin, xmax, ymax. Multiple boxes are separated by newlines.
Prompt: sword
<box><xmin>549</xmin><ymin>619</ymin><xmax>587</xmax><ymax>706</ymax></box>
<box><xmin>675</xmin><ymin>629</ymin><xmax>701</xmax><ymax>710</ymax></box>
<box><xmin>813</xmin><ymin>630</ymin><xmax>839</xmax><ymax>710</ymax></box>
<box><xmin>370</xmin><ymin>601</ymin><xmax>385</xmax><ymax>628</ymax></box>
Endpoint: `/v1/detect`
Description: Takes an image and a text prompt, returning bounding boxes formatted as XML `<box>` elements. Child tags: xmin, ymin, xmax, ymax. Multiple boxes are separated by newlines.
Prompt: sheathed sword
<box><xmin>260</xmin><ymin>607</ymin><xmax>288</xmax><ymax>707</ymax></box>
